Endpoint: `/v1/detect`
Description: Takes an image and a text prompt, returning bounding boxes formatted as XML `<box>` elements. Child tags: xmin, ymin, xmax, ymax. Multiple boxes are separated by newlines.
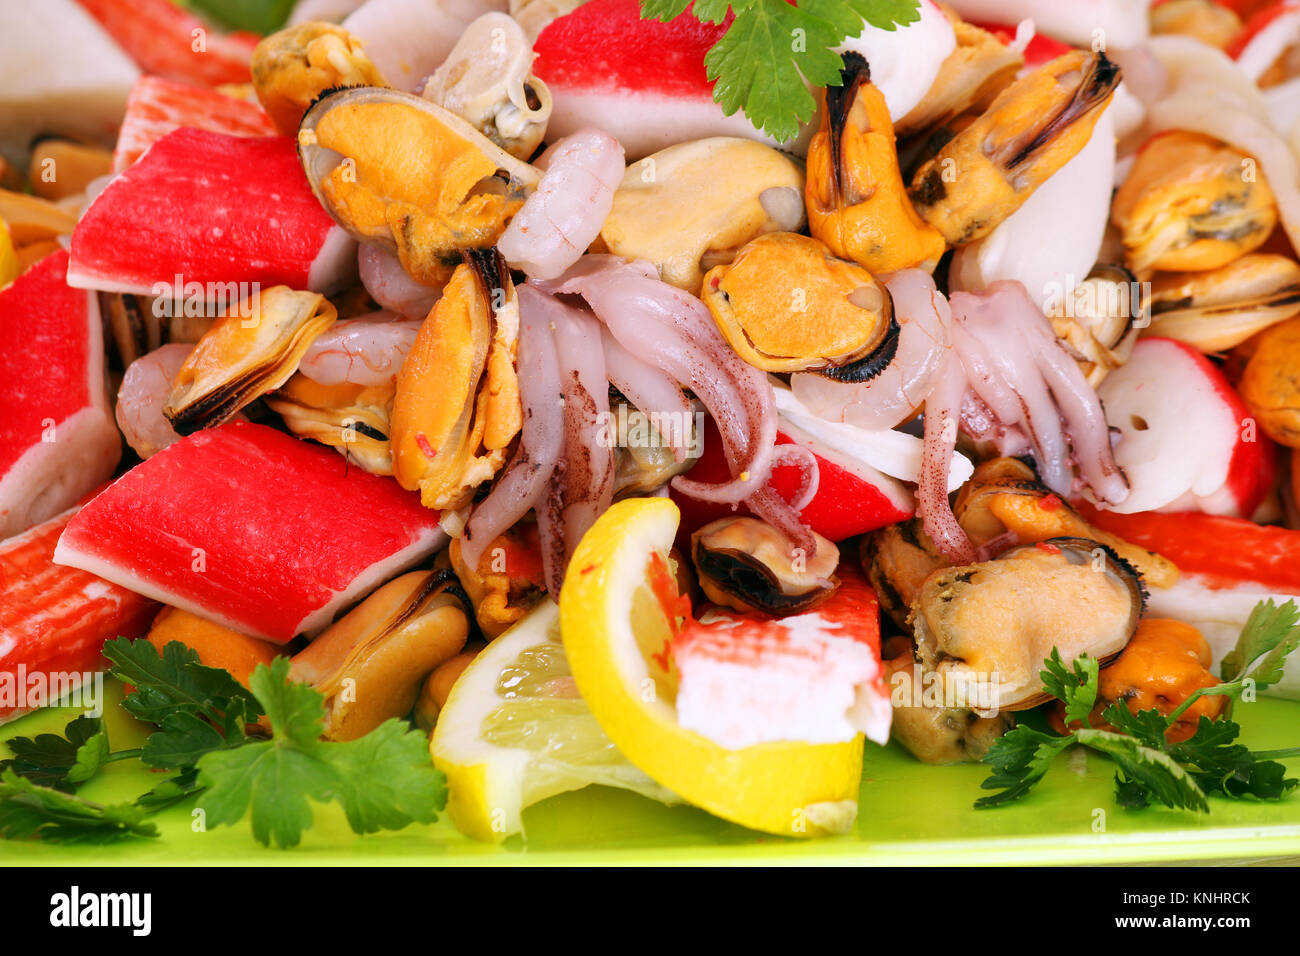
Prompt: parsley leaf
<box><xmin>977</xmin><ymin>599</ymin><xmax>1300</xmax><ymax>811</ymax></box>
<box><xmin>1041</xmin><ymin>648</ymin><xmax>1099</xmax><ymax>729</ymax></box>
<box><xmin>184</xmin><ymin>0</ymin><xmax>296</xmax><ymax>35</ymax></box>
<box><xmin>1073</xmin><ymin>729</ymin><xmax>1209</xmax><ymax>813</ymax></box>
<box><xmin>196</xmin><ymin>658</ymin><xmax>446</xmax><ymax>848</ymax></box>
<box><xmin>1172</xmin><ymin>717</ymin><xmax>1299</xmax><ymax>801</ymax></box>
<box><xmin>135</xmin><ymin>768</ymin><xmax>204</xmax><ymax>813</ymax></box>
<box><xmin>975</xmin><ymin>727</ymin><xmax>1072</xmax><ymax>808</ymax></box>
<box><xmin>640</xmin><ymin>0</ymin><xmax>922</xmax><ymax>141</ymax></box>
<box><xmin>1219</xmin><ymin>599</ymin><xmax>1300</xmax><ymax>685</ymax></box>
<box><xmin>104</xmin><ymin>637</ymin><xmax>261</xmax><ymax>769</ymax></box>
<box><xmin>1099</xmin><ymin>702</ymin><xmax>1168</xmax><ymax>750</ymax></box>
<box><xmin>0</xmin><ymin>716</ymin><xmax>112</xmax><ymax>792</ymax></box>
<box><xmin>0</xmin><ymin>770</ymin><xmax>157</xmax><ymax>844</ymax></box>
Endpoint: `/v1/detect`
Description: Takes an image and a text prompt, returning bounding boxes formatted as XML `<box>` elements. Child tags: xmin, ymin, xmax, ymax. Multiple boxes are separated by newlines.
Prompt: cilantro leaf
<box><xmin>196</xmin><ymin>659</ymin><xmax>446</xmax><ymax>849</ymax></box>
<box><xmin>1074</xmin><ymin>729</ymin><xmax>1210</xmax><ymax>813</ymax></box>
<box><xmin>0</xmin><ymin>716</ymin><xmax>111</xmax><ymax>792</ymax></box>
<box><xmin>0</xmin><ymin>770</ymin><xmax>157</xmax><ymax>844</ymax></box>
<box><xmin>975</xmin><ymin>726</ymin><xmax>1072</xmax><ymax>808</ymax></box>
<box><xmin>1219</xmin><ymin>599</ymin><xmax>1300</xmax><ymax>685</ymax></box>
<box><xmin>641</xmin><ymin>0</ymin><xmax>922</xmax><ymax>141</ymax></box>
<box><xmin>1041</xmin><ymin>649</ymin><xmax>1099</xmax><ymax>729</ymax></box>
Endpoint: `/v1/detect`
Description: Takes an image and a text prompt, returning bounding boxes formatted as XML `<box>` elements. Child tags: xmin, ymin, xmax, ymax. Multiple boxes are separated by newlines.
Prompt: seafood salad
<box><xmin>6</xmin><ymin>0</ymin><xmax>1300</xmax><ymax>851</ymax></box>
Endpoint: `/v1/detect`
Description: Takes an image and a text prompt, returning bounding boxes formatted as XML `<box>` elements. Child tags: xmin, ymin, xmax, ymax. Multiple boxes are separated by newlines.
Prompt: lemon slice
<box><xmin>430</xmin><ymin>599</ymin><xmax>676</xmax><ymax>842</ymax></box>
<box><xmin>0</xmin><ymin>217</ymin><xmax>18</xmax><ymax>288</ymax></box>
<box><xmin>559</xmin><ymin>497</ymin><xmax>864</xmax><ymax>838</ymax></box>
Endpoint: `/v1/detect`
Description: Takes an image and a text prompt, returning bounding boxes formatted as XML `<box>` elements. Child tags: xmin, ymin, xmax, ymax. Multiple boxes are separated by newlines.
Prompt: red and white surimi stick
<box><xmin>73</xmin><ymin>0</ymin><xmax>258</xmax><ymax>88</ymax></box>
<box><xmin>54</xmin><ymin>423</ymin><xmax>446</xmax><ymax>643</ymax></box>
<box><xmin>532</xmin><ymin>0</ymin><xmax>771</xmax><ymax>159</ymax></box>
<box><xmin>68</xmin><ymin>128</ymin><xmax>356</xmax><ymax>295</ymax></box>
<box><xmin>1080</xmin><ymin>504</ymin><xmax>1300</xmax><ymax>700</ymax></box>
<box><xmin>113</xmin><ymin>75</ymin><xmax>276</xmax><ymax>172</ymax></box>
<box><xmin>0</xmin><ymin>504</ymin><xmax>158</xmax><ymax>725</ymax></box>
<box><xmin>0</xmin><ymin>250</ymin><xmax>121</xmax><ymax>540</ymax></box>
<box><xmin>673</xmin><ymin>565</ymin><xmax>890</xmax><ymax>749</ymax></box>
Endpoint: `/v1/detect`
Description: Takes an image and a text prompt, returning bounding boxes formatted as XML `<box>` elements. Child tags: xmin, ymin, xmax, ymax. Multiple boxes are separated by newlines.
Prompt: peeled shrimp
<box><xmin>298</xmin><ymin>311</ymin><xmax>422</xmax><ymax>387</ymax></box>
<box><xmin>358</xmin><ymin>243</ymin><xmax>443</xmax><ymax>320</ymax></box>
<box><xmin>497</xmin><ymin>128</ymin><xmax>625</xmax><ymax>280</ymax></box>
<box><xmin>790</xmin><ymin>269</ymin><xmax>951</xmax><ymax>430</ymax></box>
<box><xmin>115</xmin><ymin>343</ymin><xmax>194</xmax><ymax>458</ymax></box>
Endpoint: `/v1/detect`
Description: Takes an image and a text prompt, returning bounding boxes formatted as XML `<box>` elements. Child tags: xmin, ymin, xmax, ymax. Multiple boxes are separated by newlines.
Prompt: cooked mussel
<box><xmin>266</xmin><ymin>373</ymin><xmax>395</xmax><ymax>474</ymax></box>
<box><xmin>1146</xmin><ymin>253</ymin><xmax>1300</xmax><ymax>352</ymax></box>
<box><xmin>700</xmin><ymin>233</ymin><xmax>896</xmax><ymax>377</ymax></box>
<box><xmin>908</xmin><ymin>51</ymin><xmax>1120</xmax><ymax>245</ymax></box>
<box><xmin>807</xmin><ymin>53</ymin><xmax>946</xmax><ymax>275</ymax></box>
<box><xmin>895</xmin><ymin>16</ymin><xmax>1023</xmax><ymax>137</ymax></box>
<box><xmin>691</xmin><ymin>516</ymin><xmax>840</xmax><ymax>616</ymax></box>
<box><xmin>297</xmin><ymin>86</ymin><xmax>540</xmax><ymax>287</ymax></box>
<box><xmin>862</xmin><ymin>519</ymin><xmax>948</xmax><ymax>631</ymax></box>
<box><xmin>1238</xmin><ymin>315</ymin><xmax>1300</xmax><ymax>446</ymax></box>
<box><xmin>1111</xmin><ymin>131</ymin><xmax>1277</xmax><ymax>274</ymax></box>
<box><xmin>289</xmin><ymin>568</ymin><xmax>471</xmax><ymax>741</ymax></box>
<box><xmin>414</xmin><ymin>643</ymin><xmax>485</xmax><ymax>731</ymax></box>
<box><xmin>599</xmin><ymin>137</ymin><xmax>805</xmax><ymax>293</ymax></box>
<box><xmin>610</xmin><ymin>400</ymin><xmax>700</xmax><ymax>498</ymax></box>
<box><xmin>910</xmin><ymin>537</ymin><xmax>1145</xmax><ymax>711</ymax></box>
<box><xmin>163</xmin><ymin>286</ymin><xmax>337</xmax><ymax>435</ymax></box>
<box><xmin>448</xmin><ymin>521</ymin><xmax>546</xmax><ymax>638</ymax></box>
<box><xmin>1052</xmin><ymin>617</ymin><xmax>1227</xmax><ymax>743</ymax></box>
<box><xmin>883</xmin><ymin>654</ymin><xmax>1015</xmax><ymax>764</ymax></box>
<box><xmin>251</xmin><ymin>21</ymin><xmax>388</xmax><ymax>136</ymax></box>
<box><xmin>1046</xmin><ymin>264</ymin><xmax>1142</xmax><ymax>387</ymax></box>
<box><xmin>953</xmin><ymin>457</ymin><xmax>1179</xmax><ymax>588</ymax></box>
<box><xmin>390</xmin><ymin>248</ymin><xmax>522</xmax><ymax>510</ymax></box>
<box><xmin>1151</xmin><ymin>0</ymin><xmax>1242</xmax><ymax>51</ymax></box>
<box><xmin>422</xmin><ymin>12</ymin><xmax>551</xmax><ymax>160</ymax></box>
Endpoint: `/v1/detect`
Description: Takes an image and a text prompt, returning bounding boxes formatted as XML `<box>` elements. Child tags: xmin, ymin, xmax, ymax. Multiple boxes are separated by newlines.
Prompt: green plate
<box><xmin>3</xmin><ymin>680</ymin><xmax>1299</xmax><ymax>865</ymax></box>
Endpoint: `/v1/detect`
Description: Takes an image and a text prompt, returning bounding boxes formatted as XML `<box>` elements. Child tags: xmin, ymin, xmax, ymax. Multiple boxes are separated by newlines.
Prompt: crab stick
<box><xmin>112</xmin><ymin>75</ymin><xmax>276</xmax><ymax>172</ymax></box>
<box><xmin>672</xmin><ymin>565</ymin><xmax>890</xmax><ymax>749</ymax></box>
<box><xmin>0</xmin><ymin>505</ymin><xmax>158</xmax><ymax>724</ymax></box>
<box><xmin>73</xmin><ymin>0</ymin><xmax>258</xmax><ymax>88</ymax></box>
<box><xmin>54</xmin><ymin>423</ymin><xmax>446</xmax><ymax>643</ymax></box>
<box><xmin>1080</xmin><ymin>504</ymin><xmax>1300</xmax><ymax>698</ymax></box>
<box><xmin>68</xmin><ymin>128</ymin><xmax>356</xmax><ymax>296</ymax></box>
<box><xmin>0</xmin><ymin>249</ymin><xmax>121</xmax><ymax>539</ymax></box>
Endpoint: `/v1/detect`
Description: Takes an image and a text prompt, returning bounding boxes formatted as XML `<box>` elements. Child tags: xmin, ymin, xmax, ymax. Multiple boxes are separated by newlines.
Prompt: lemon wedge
<box><xmin>430</xmin><ymin>599</ymin><xmax>676</xmax><ymax>843</ymax></box>
<box><xmin>559</xmin><ymin>497</ymin><xmax>864</xmax><ymax>838</ymax></box>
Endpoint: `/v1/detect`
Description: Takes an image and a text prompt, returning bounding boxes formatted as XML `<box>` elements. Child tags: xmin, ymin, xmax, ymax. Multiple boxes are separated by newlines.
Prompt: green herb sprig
<box><xmin>0</xmin><ymin>641</ymin><xmax>445</xmax><ymax>848</ymax></box>
<box><xmin>639</xmin><ymin>0</ymin><xmax>923</xmax><ymax>141</ymax></box>
<box><xmin>976</xmin><ymin>600</ymin><xmax>1300</xmax><ymax>811</ymax></box>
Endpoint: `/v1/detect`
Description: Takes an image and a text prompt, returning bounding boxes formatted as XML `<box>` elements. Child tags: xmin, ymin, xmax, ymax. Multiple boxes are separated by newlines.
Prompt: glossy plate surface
<box><xmin>3</xmin><ymin>681</ymin><xmax>1299</xmax><ymax>865</ymax></box>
